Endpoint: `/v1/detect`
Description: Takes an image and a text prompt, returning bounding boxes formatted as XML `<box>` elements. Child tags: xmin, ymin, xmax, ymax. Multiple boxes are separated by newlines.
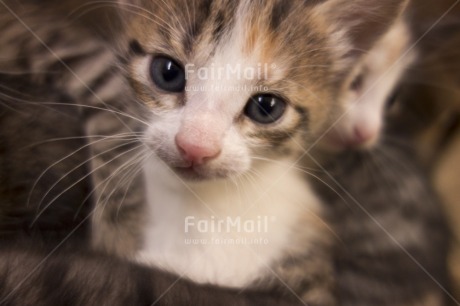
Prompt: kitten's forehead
<box><xmin>180</xmin><ymin>1</ymin><xmax>319</xmax><ymax>111</ymax></box>
<box><xmin>137</xmin><ymin>0</ymin><xmax>326</xmax><ymax>64</ymax></box>
<box><xmin>129</xmin><ymin>0</ymin><xmax>338</xmax><ymax>131</ymax></box>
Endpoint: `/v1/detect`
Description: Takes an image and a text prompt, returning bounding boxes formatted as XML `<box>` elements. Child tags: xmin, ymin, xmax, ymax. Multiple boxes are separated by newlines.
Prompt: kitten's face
<box><xmin>121</xmin><ymin>0</ymin><xmax>408</xmax><ymax>180</ymax></box>
<box><xmin>321</xmin><ymin>20</ymin><xmax>413</xmax><ymax>151</ymax></box>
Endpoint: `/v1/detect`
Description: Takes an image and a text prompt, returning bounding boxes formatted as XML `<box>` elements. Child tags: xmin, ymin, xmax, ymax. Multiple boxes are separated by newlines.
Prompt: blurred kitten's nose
<box><xmin>351</xmin><ymin>126</ymin><xmax>374</xmax><ymax>146</ymax></box>
<box><xmin>175</xmin><ymin>133</ymin><xmax>221</xmax><ymax>165</ymax></box>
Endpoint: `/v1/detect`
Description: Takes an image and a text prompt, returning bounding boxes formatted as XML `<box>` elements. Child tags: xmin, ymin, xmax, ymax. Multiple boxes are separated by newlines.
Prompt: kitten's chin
<box><xmin>319</xmin><ymin>130</ymin><xmax>380</xmax><ymax>152</ymax></box>
<box><xmin>172</xmin><ymin>165</ymin><xmax>236</xmax><ymax>182</ymax></box>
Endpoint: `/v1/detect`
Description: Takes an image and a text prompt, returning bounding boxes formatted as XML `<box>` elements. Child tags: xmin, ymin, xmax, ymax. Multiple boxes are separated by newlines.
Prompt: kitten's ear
<box><xmin>314</xmin><ymin>0</ymin><xmax>410</xmax><ymax>53</ymax></box>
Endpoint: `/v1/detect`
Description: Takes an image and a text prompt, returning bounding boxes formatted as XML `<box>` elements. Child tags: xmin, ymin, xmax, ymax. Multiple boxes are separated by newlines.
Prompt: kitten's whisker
<box><xmin>114</xmin><ymin>164</ymin><xmax>146</xmax><ymax>220</ymax></box>
<box><xmin>70</xmin><ymin>1</ymin><xmax>177</xmax><ymax>37</ymax></box>
<box><xmin>183</xmin><ymin>0</ymin><xmax>194</xmax><ymax>45</ymax></box>
<box><xmin>105</xmin><ymin>150</ymin><xmax>148</xmax><ymax>199</ymax></box>
<box><xmin>288</xmin><ymin>46</ymin><xmax>353</xmax><ymax>58</ymax></box>
<box><xmin>39</xmin><ymin>102</ymin><xmax>151</xmax><ymax>127</ymax></box>
<box><xmin>27</xmin><ymin>135</ymin><xmax>119</xmax><ymax>209</ymax></box>
<box><xmin>247</xmin><ymin>161</ymin><xmax>341</xmax><ymax>242</ymax></box>
<box><xmin>1</xmin><ymin>2</ymin><xmax>142</xmax><ymax>141</ymax></box>
<box><xmin>125</xmin><ymin>8</ymin><xmax>182</xmax><ymax>43</ymax></box>
<box><xmin>114</xmin><ymin>153</ymin><xmax>154</xmax><ymax>220</ymax></box>
<box><xmin>72</xmin><ymin>147</ymin><xmax>146</xmax><ymax>219</ymax></box>
<box><xmin>248</xmin><ymin>156</ymin><xmax>348</xmax><ymax>228</ymax></box>
<box><xmin>69</xmin><ymin>3</ymin><xmax>119</xmax><ymax>23</ymax></box>
<box><xmin>244</xmin><ymin>168</ymin><xmax>264</xmax><ymax>183</ymax></box>
<box><xmin>94</xmin><ymin>149</ymin><xmax>147</xmax><ymax>219</ymax></box>
<box><xmin>27</xmin><ymin>134</ymin><xmax>142</xmax><ymax>209</ymax></box>
<box><xmin>24</xmin><ymin>133</ymin><xmax>145</xmax><ymax>149</ymax></box>
<box><xmin>0</xmin><ymin>92</ymin><xmax>68</xmax><ymax>111</ymax></box>
<box><xmin>33</xmin><ymin>140</ymin><xmax>141</xmax><ymax>219</ymax></box>
<box><xmin>251</xmin><ymin>156</ymin><xmax>319</xmax><ymax>173</ymax></box>
<box><xmin>34</xmin><ymin>142</ymin><xmax>145</xmax><ymax>227</ymax></box>
<box><xmin>157</xmin><ymin>0</ymin><xmax>187</xmax><ymax>37</ymax></box>
<box><xmin>229</xmin><ymin>173</ymin><xmax>244</xmax><ymax>209</ymax></box>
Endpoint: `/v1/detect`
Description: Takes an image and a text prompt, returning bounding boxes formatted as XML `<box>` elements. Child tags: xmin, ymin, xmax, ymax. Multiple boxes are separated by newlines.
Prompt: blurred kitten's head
<box><xmin>118</xmin><ymin>0</ymin><xmax>408</xmax><ymax>180</ymax></box>
<box><xmin>321</xmin><ymin>19</ymin><xmax>414</xmax><ymax>151</ymax></box>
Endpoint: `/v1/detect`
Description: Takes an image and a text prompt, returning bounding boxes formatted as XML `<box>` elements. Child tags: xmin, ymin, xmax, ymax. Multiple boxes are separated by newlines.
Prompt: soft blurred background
<box><xmin>405</xmin><ymin>0</ymin><xmax>460</xmax><ymax>298</ymax></box>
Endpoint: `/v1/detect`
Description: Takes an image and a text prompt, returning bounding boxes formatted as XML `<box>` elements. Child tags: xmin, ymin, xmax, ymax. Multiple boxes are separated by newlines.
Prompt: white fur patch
<box><xmin>138</xmin><ymin>157</ymin><xmax>323</xmax><ymax>287</ymax></box>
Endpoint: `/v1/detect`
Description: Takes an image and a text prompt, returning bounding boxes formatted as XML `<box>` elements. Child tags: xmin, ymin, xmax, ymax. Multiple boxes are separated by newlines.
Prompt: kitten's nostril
<box><xmin>175</xmin><ymin>135</ymin><xmax>221</xmax><ymax>165</ymax></box>
<box><xmin>176</xmin><ymin>144</ymin><xmax>188</xmax><ymax>159</ymax></box>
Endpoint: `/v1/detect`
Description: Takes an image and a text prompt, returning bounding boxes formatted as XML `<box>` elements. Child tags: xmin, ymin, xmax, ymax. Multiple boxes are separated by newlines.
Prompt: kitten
<box><xmin>0</xmin><ymin>75</ymin><xmax>299</xmax><ymax>306</ymax></box>
<box><xmin>320</xmin><ymin>19</ymin><xmax>416</xmax><ymax>151</ymax></box>
<box><xmin>85</xmin><ymin>0</ymin><xmax>447</xmax><ymax>305</ymax></box>
<box><xmin>312</xmin><ymin>121</ymin><xmax>450</xmax><ymax>306</ymax></box>
<box><xmin>0</xmin><ymin>0</ymin><xmax>449</xmax><ymax>305</ymax></box>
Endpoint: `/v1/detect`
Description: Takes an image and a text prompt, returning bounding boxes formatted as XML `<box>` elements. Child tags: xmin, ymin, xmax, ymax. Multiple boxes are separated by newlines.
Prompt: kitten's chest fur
<box><xmin>139</xmin><ymin>157</ymin><xmax>326</xmax><ymax>288</ymax></box>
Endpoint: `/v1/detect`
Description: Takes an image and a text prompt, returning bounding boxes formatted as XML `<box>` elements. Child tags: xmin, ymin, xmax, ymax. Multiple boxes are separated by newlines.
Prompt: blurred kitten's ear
<box><xmin>314</xmin><ymin>0</ymin><xmax>410</xmax><ymax>53</ymax></box>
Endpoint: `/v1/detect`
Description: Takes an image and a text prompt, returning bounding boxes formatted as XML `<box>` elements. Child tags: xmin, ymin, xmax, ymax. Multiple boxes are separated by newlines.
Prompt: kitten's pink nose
<box><xmin>350</xmin><ymin>126</ymin><xmax>374</xmax><ymax>146</ymax></box>
<box><xmin>175</xmin><ymin>134</ymin><xmax>221</xmax><ymax>165</ymax></box>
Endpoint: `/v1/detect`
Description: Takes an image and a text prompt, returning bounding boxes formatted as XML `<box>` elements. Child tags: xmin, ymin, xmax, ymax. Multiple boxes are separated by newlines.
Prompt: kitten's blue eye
<box><xmin>244</xmin><ymin>94</ymin><xmax>287</xmax><ymax>124</ymax></box>
<box><xmin>150</xmin><ymin>56</ymin><xmax>185</xmax><ymax>93</ymax></box>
